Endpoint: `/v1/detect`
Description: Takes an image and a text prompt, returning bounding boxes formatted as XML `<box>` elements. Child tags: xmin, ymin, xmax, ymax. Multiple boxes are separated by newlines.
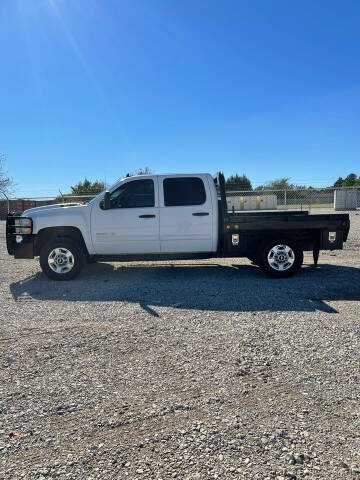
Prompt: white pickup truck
<box><xmin>6</xmin><ymin>172</ymin><xmax>350</xmax><ymax>280</ymax></box>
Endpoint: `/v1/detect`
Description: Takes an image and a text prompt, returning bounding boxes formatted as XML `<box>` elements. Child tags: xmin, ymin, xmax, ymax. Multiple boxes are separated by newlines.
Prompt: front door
<box><xmin>90</xmin><ymin>177</ymin><xmax>160</xmax><ymax>254</ymax></box>
<box><xmin>159</xmin><ymin>175</ymin><xmax>214</xmax><ymax>252</ymax></box>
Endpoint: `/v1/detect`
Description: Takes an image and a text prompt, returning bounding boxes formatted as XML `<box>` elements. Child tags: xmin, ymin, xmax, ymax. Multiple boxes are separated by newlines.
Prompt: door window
<box><xmin>163</xmin><ymin>177</ymin><xmax>206</xmax><ymax>206</ymax></box>
<box><xmin>108</xmin><ymin>179</ymin><xmax>155</xmax><ymax>209</ymax></box>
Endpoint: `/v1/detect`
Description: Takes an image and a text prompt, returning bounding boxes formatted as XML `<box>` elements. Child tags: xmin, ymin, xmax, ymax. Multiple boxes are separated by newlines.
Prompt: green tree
<box><xmin>57</xmin><ymin>178</ymin><xmax>107</xmax><ymax>203</ymax></box>
<box><xmin>0</xmin><ymin>154</ymin><xmax>14</xmax><ymax>195</ymax></box>
<box><xmin>70</xmin><ymin>178</ymin><xmax>106</xmax><ymax>195</ymax></box>
<box><xmin>333</xmin><ymin>177</ymin><xmax>344</xmax><ymax>187</ymax></box>
<box><xmin>256</xmin><ymin>178</ymin><xmax>295</xmax><ymax>191</ymax></box>
<box><xmin>342</xmin><ymin>173</ymin><xmax>358</xmax><ymax>187</ymax></box>
<box><xmin>226</xmin><ymin>173</ymin><xmax>252</xmax><ymax>190</ymax></box>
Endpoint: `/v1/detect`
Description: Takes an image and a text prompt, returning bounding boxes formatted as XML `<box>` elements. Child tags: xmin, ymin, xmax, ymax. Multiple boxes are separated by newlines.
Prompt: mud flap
<box><xmin>313</xmin><ymin>247</ymin><xmax>319</xmax><ymax>266</ymax></box>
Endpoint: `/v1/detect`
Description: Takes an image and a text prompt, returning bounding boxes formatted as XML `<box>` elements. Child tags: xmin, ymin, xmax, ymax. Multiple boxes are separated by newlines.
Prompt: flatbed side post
<box><xmin>313</xmin><ymin>231</ymin><xmax>320</xmax><ymax>266</ymax></box>
<box><xmin>216</xmin><ymin>171</ymin><xmax>228</xmax><ymax>222</ymax></box>
<box><xmin>215</xmin><ymin>171</ymin><xmax>229</xmax><ymax>255</ymax></box>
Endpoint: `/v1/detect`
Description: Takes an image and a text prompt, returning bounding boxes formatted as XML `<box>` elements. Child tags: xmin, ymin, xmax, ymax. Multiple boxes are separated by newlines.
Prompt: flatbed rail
<box><xmin>214</xmin><ymin>171</ymin><xmax>350</xmax><ymax>257</ymax></box>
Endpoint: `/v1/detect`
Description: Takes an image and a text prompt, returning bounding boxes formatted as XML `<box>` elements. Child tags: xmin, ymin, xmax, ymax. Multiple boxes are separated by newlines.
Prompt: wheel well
<box><xmin>248</xmin><ymin>230</ymin><xmax>317</xmax><ymax>256</ymax></box>
<box><xmin>35</xmin><ymin>227</ymin><xmax>89</xmax><ymax>256</ymax></box>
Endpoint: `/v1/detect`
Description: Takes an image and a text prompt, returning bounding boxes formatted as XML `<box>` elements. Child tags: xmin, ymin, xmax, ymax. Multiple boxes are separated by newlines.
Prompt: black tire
<box><xmin>39</xmin><ymin>237</ymin><xmax>86</xmax><ymax>281</ymax></box>
<box><xmin>258</xmin><ymin>239</ymin><xmax>303</xmax><ymax>278</ymax></box>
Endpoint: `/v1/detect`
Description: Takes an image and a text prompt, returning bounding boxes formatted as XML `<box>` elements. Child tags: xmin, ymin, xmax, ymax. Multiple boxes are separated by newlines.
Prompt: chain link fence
<box><xmin>0</xmin><ymin>195</ymin><xmax>97</xmax><ymax>220</ymax></box>
<box><xmin>223</xmin><ymin>185</ymin><xmax>360</xmax><ymax>212</ymax></box>
<box><xmin>1</xmin><ymin>187</ymin><xmax>360</xmax><ymax>220</ymax></box>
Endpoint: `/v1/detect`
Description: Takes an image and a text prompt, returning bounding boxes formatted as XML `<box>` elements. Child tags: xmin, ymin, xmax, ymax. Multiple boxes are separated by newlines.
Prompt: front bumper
<box><xmin>6</xmin><ymin>215</ymin><xmax>35</xmax><ymax>259</ymax></box>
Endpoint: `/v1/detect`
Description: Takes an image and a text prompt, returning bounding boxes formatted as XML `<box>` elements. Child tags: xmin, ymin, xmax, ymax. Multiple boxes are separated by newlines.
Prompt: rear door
<box><xmin>159</xmin><ymin>175</ymin><xmax>214</xmax><ymax>252</ymax></box>
<box><xmin>90</xmin><ymin>177</ymin><xmax>160</xmax><ymax>254</ymax></box>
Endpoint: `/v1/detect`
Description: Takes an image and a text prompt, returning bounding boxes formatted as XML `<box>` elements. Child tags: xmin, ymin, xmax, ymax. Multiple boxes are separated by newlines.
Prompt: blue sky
<box><xmin>1</xmin><ymin>0</ymin><xmax>360</xmax><ymax>196</ymax></box>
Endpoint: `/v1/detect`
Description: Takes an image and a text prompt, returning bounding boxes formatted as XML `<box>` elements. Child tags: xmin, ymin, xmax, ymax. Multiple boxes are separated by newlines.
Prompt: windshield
<box><xmin>87</xmin><ymin>190</ymin><xmax>105</xmax><ymax>205</ymax></box>
<box><xmin>87</xmin><ymin>178</ymin><xmax>126</xmax><ymax>205</ymax></box>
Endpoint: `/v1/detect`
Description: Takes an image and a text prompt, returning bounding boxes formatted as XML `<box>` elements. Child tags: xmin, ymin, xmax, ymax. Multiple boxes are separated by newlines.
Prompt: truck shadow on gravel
<box><xmin>9</xmin><ymin>262</ymin><xmax>360</xmax><ymax>314</ymax></box>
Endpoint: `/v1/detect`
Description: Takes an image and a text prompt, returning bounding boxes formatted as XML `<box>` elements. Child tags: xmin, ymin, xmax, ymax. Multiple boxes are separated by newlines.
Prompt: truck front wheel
<box><xmin>258</xmin><ymin>239</ymin><xmax>303</xmax><ymax>278</ymax></box>
<box><xmin>40</xmin><ymin>237</ymin><xmax>86</xmax><ymax>281</ymax></box>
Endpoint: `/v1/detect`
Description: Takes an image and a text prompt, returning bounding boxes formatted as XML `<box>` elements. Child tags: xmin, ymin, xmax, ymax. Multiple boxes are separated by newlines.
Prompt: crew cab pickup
<box><xmin>6</xmin><ymin>172</ymin><xmax>350</xmax><ymax>280</ymax></box>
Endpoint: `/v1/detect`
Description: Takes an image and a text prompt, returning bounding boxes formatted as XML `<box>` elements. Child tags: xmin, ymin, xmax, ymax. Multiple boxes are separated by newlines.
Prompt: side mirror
<box><xmin>103</xmin><ymin>191</ymin><xmax>111</xmax><ymax>210</ymax></box>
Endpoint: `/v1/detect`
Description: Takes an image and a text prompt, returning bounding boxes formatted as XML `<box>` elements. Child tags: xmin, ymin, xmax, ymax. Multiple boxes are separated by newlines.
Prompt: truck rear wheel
<box><xmin>258</xmin><ymin>239</ymin><xmax>303</xmax><ymax>278</ymax></box>
<box><xmin>40</xmin><ymin>237</ymin><xmax>85</xmax><ymax>281</ymax></box>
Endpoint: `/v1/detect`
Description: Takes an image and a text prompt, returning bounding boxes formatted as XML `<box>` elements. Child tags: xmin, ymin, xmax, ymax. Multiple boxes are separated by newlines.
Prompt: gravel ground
<box><xmin>1</xmin><ymin>211</ymin><xmax>360</xmax><ymax>480</ymax></box>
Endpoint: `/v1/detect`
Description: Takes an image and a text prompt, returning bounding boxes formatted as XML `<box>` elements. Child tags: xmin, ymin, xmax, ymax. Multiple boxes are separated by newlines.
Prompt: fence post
<box><xmin>0</xmin><ymin>189</ymin><xmax>10</xmax><ymax>214</ymax></box>
<box><xmin>284</xmin><ymin>189</ymin><xmax>287</xmax><ymax>210</ymax></box>
<box><xmin>59</xmin><ymin>189</ymin><xmax>65</xmax><ymax>204</ymax></box>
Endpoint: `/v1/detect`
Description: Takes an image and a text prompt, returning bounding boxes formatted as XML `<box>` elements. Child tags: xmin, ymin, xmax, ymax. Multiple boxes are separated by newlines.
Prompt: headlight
<box><xmin>14</xmin><ymin>218</ymin><xmax>32</xmax><ymax>234</ymax></box>
<box><xmin>15</xmin><ymin>218</ymin><xmax>32</xmax><ymax>227</ymax></box>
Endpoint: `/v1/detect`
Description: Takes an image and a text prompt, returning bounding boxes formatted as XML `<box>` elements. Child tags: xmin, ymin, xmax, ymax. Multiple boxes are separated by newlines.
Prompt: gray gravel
<box><xmin>1</xmin><ymin>211</ymin><xmax>360</xmax><ymax>480</ymax></box>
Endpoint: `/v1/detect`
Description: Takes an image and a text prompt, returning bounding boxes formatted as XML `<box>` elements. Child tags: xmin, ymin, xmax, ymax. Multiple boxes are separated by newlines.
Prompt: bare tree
<box><xmin>126</xmin><ymin>166</ymin><xmax>153</xmax><ymax>177</ymax></box>
<box><xmin>0</xmin><ymin>155</ymin><xmax>14</xmax><ymax>195</ymax></box>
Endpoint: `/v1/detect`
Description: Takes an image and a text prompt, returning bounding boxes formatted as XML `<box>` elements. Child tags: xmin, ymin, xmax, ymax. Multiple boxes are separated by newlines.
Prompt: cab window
<box><xmin>163</xmin><ymin>177</ymin><xmax>206</xmax><ymax>206</ymax></box>
<box><xmin>109</xmin><ymin>179</ymin><xmax>155</xmax><ymax>209</ymax></box>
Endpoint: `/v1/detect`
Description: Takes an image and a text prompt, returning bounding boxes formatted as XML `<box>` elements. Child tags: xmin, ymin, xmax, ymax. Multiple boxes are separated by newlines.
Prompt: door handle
<box><xmin>139</xmin><ymin>214</ymin><xmax>156</xmax><ymax>218</ymax></box>
<box><xmin>192</xmin><ymin>212</ymin><xmax>209</xmax><ymax>216</ymax></box>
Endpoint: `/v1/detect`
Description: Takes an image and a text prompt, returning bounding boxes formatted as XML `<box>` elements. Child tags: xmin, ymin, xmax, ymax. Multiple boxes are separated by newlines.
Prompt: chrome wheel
<box><xmin>48</xmin><ymin>247</ymin><xmax>75</xmax><ymax>274</ymax></box>
<box><xmin>267</xmin><ymin>244</ymin><xmax>295</xmax><ymax>271</ymax></box>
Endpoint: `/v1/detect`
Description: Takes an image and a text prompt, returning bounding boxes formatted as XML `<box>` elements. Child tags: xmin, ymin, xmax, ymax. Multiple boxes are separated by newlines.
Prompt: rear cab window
<box><xmin>163</xmin><ymin>177</ymin><xmax>206</xmax><ymax>206</ymax></box>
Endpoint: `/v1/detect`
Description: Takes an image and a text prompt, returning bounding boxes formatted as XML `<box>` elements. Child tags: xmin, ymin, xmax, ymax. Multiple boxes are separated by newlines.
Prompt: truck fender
<box><xmin>34</xmin><ymin>226</ymin><xmax>89</xmax><ymax>257</ymax></box>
